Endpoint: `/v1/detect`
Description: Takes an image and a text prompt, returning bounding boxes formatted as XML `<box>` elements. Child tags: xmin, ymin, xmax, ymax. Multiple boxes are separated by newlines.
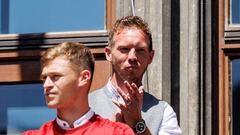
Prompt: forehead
<box><xmin>42</xmin><ymin>56</ymin><xmax>72</xmax><ymax>74</ymax></box>
<box><xmin>113</xmin><ymin>28</ymin><xmax>149</xmax><ymax>46</ymax></box>
<box><xmin>115</xmin><ymin>27</ymin><xmax>146</xmax><ymax>36</ymax></box>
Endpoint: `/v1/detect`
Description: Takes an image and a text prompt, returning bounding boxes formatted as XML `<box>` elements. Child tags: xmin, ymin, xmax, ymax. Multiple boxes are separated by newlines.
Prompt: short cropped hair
<box><xmin>41</xmin><ymin>42</ymin><xmax>95</xmax><ymax>79</ymax></box>
<box><xmin>109</xmin><ymin>16</ymin><xmax>153</xmax><ymax>51</ymax></box>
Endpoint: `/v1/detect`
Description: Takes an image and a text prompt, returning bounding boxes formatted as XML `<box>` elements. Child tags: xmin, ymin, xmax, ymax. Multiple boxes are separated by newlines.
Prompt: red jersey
<box><xmin>22</xmin><ymin>114</ymin><xmax>134</xmax><ymax>135</ymax></box>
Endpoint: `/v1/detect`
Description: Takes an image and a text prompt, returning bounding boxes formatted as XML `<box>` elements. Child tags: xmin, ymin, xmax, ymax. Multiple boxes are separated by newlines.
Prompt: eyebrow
<box><xmin>41</xmin><ymin>71</ymin><xmax>62</xmax><ymax>77</ymax></box>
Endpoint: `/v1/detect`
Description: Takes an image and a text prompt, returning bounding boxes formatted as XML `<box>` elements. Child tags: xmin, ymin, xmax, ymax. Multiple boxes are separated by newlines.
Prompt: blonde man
<box><xmin>22</xmin><ymin>42</ymin><xmax>134</xmax><ymax>135</ymax></box>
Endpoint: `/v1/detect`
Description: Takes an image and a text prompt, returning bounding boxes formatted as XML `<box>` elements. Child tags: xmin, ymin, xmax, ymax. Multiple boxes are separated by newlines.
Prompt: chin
<box><xmin>47</xmin><ymin>105</ymin><xmax>56</xmax><ymax>109</ymax></box>
<box><xmin>124</xmin><ymin>77</ymin><xmax>138</xmax><ymax>83</ymax></box>
<box><xmin>46</xmin><ymin>102</ymin><xmax>59</xmax><ymax>109</ymax></box>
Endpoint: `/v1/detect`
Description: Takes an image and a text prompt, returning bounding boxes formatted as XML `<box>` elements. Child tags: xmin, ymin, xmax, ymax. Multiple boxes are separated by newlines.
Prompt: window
<box><xmin>0</xmin><ymin>0</ymin><xmax>114</xmax><ymax>83</ymax></box>
<box><xmin>219</xmin><ymin>0</ymin><xmax>240</xmax><ymax>135</ymax></box>
<box><xmin>0</xmin><ymin>0</ymin><xmax>115</xmax><ymax>51</ymax></box>
<box><xmin>0</xmin><ymin>84</ymin><xmax>55</xmax><ymax>134</ymax></box>
<box><xmin>0</xmin><ymin>0</ymin><xmax>110</xmax><ymax>51</ymax></box>
<box><xmin>231</xmin><ymin>59</ymin><xmax>240</xmax><ymax>135</ymax></box>
<box><xmin>231</xmin><ymin>0</ymin><xmax>240</xmax><ymax>24</ymax></box>
<box><xmin>0</xmin><ymin>0</ymin><xmax>105</xmax><ymax>34</ymax></box>
<box><xmin>0</xmin><ymin>0</ymin><xmax>114</xmax><ymax>134</ymax></box>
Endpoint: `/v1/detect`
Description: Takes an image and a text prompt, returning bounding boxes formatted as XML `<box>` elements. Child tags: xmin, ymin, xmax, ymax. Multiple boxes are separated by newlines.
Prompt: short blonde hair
<box><xmin>109</xmin><ymin>16</ymin><xmax>152</xmax><ymax>51</ymax></box>
<box><xmin>41</xmin><ymin>42</ymin><xmax>95</xmax><ymax>79</ymax></box>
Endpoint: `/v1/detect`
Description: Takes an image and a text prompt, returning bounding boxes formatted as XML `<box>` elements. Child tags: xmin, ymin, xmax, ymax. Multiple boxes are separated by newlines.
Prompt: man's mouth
<box><xmin>45</xmin><ymin>91</ymin><xmax>56</xmax><ymax>96</ymax></box>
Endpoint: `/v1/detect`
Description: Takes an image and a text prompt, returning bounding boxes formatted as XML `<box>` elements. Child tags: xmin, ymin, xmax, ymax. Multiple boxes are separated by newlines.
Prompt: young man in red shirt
<box><xmin>22</xmin><ymin>42</ymin><xmax>134</xmax><ymax>135</ymax></box>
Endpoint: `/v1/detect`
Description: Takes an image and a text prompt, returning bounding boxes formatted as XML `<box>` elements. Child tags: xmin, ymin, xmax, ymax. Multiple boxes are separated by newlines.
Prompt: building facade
<box><xmin>0</xmin><ymin>0</ymin><xmax>239</xmax><ymax>135</ymax></box>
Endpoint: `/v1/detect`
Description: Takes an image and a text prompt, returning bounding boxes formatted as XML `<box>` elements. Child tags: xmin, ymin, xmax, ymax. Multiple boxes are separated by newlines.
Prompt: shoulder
<box><xmin>89</xmin><ymin>86</ymin><xmax>110</xmax><ymax>105</ymax></box>
<box><xmin>93</xmin><ymin>115</ymin><xmax>135</xmax><ymax>135</ymax></box>
<box><xmin>89</xmin><ymin>86</ymin><xmax>107</xmax><ymax>97</ymax></box>
<box><xmin>162</xmin><ymin>102</ymin><xmax>177</xmax><ymax>117</ymax></box>
<box><xmin>21</xmin><ymin>120</ymin><xmax>55</xmax><ymax>135</ymax></box>
<box><xmin>160</xmin><ymin>103</ymin><xmax>182</xmax><ymax>134</ymax></box>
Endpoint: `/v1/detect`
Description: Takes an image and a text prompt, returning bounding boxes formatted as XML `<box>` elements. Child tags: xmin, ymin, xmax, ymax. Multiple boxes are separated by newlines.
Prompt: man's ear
<box><xmin>78</xmin><ymin>70</ymin><xmax>91</xmax><ymax>87</ymax></box>
<box><xmin>148</xmin><ymin>50</ymin><xmax>155</xmax><ymax>64</ymax></box>
<box><xmin>105</xmin><ymin>47</ymin><xmax>112</xmax><ymax>62</ymax></box>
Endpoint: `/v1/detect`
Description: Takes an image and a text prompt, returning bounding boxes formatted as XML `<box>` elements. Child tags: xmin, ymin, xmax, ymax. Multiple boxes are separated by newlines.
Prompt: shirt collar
<box><xmin>107</xmin><ymin>79</ymin><xmax>125</xmax><ymax>104</ymax></box>
<box><xmin>56</xmin><ymin>108</ymin><xmax>94</xmax><ymax>130</ymax></box>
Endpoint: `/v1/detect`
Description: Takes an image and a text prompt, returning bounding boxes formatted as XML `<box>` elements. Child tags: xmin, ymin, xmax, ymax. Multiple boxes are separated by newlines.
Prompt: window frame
<box><xmin>0</xmin><ymin>1</ymin><xmax>115</xmax><ymax>133</ymax></box>
<box><xmin>219</xmin><ymin>0</ymin><xmax>240</xmax><ymax>134</ymax></box>
<box><xmin>0</xmin><ymin>0</ymin><xmax>115</xmax><ymax>50</ymax></box>
<box><xmin>0</xmin><ymin>0</ymin><xmax>115</xmax><ymax>90</ymax></box>
<box><xmin>224</xmin><ymin>0</ymin><xmax>240</xmax><ymax>41</ymax></box>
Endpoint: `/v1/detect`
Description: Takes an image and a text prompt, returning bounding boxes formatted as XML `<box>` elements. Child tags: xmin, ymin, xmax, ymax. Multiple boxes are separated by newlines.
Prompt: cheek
<box><xmin>139</xmin><ymin>54</ymin><xmax>151</xmax><ymax>63</ymax></box>
<box><xmin>111</xmin><ymin>54</ymin><xmax>125</xmax><ymax>63</ymax></box>
<box><xmin>141</xmin><ymin>60</ymin><xmax>150</xmax><ymax>68</ymax></box>
<box><xmin>58</xmin><ymin>79</ymin><xmax>78</xmax><ymax>96</ymax></box>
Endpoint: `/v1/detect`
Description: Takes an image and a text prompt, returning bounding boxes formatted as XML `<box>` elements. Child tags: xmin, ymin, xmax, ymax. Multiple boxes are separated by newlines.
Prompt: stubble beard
<box><xmin>115</xmin><ymin>68</ymin><xmax>143</xmax><ymax>85</ymax></box>
<box><xmin>112</xmin><ymin>62</ymin><xmax>144</xmax><ymax>85</ymax></box>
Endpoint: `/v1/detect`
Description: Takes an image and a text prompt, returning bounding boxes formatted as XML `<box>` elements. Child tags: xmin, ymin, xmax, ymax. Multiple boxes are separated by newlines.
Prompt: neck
<box><xmin>57</xmin><ymin>100</ymin><xmax>89</xmax><ymax>127</ymax></box>
<box><xmin>110</xmin><ymin>74</ymin><xmax>142</xmax><ymax>93</ymax></box>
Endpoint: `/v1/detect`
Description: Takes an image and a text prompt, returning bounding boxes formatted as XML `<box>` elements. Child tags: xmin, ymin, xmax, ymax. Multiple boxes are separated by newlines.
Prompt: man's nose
<box><xmin>128</xmin><ymin>49</ymin><xmax>137</xmax><ymax>60</ymax></box>
<box><xmin>43</xmin><ymin>77</ymin><xmax>53</xmax><ymax>88</ymax></box>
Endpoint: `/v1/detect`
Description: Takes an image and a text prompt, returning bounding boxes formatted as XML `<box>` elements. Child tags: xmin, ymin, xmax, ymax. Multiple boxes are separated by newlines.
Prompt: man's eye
<box><xmin>120</xmin><ymin>48</ymin><xmax>129</xmax><ymax>53</ymax></box>
<box><xmin>49</xmin><ymin>75</ymin><xmax>60</xmax><ymax>81</ymax></box>
<box><xmin>51</xmin><ymin>75</ymin><xmax>60</xmax><ymax>81</ymax></box>
<box><xmin>41</xmin><ymin>76</ymin><xmax>47</xmax><ymax>82</ymax></box>
<box><xmin>137</xmin><ymin>49</ymin><xmax>145</xmax><ymax>52</ymax></box>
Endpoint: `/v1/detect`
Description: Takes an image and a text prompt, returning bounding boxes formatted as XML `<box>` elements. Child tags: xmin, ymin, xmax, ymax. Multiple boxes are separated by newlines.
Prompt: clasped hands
<box><xmin>112</xmin><ymin>81</ymin><xmax>144</xmax><ymax>128</ymax></box>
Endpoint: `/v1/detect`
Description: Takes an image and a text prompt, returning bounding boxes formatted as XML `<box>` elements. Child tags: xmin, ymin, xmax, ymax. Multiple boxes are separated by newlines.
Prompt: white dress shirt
<box><xmin>56</xmin><ymin>108</ymin><xmax>94</xmax><ymax>130</ymax></box>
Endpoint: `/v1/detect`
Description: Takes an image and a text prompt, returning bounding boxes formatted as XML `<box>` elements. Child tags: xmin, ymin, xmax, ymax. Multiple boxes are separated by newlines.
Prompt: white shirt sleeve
<box><xmin>158</xmin><ymin>102</ymin><xmax>182</xmax><ymax>135</ymax></box>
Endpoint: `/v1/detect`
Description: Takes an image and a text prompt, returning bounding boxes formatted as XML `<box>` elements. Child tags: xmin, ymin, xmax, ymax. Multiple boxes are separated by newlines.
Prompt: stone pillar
<box><xmin>115</xmin><ymin>0</ymin><xmax>209</xmax><ymax>135</ymax></box>
<box><xmin>179</xmin><ymin>0</ymin><xmax>200</xmax><ymax>134</ymax></box>
<box><xmin>115</xmin><ymin>0</ymin><xmax>172</xmax><ymax>103</ymax></box>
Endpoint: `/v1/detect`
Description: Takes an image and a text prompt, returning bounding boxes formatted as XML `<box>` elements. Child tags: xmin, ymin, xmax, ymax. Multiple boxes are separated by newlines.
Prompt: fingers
<box><xmin>112</xmin><ymin>98</ymin><xmax>122</xmax><ymax>108</ymax></box>
<box><xmin>136</xmin><ymin>85</ymin><xmax>144</xmax><ymax>100</ymax></box>
<box><xmin>112</xmin><ymin>82</ymin><xmax>144</xmax><ymax>127</ymax></box>
<box><xmin>115</xmin><ymin>87</ymin><xmax>127</xmax><ymax>104</ymax></box>
<box><xmin>113</xmin><ymin>81</ymin><xmax>144</xmax><ymax>110</ymax></box>
<box><xmin>115</xmin><ymin>112</ymin><xmax>124</xmax><ymax>122</ymax></box>
<box><xmin>124</xmin><ymin>81</ymin><xmax>143</xmax><ymax>95</ymax></box>
<box><xmin>112</xmin><ymin>97</ymin><xmax>127</xmax><ymax>110</ymax></box>
<box><xmin>124</xmin><ymin>81</ymin><xmax>135</xmax><ymax>95</ymax></box>
<box><xmin>137</xmin><ymin>85</ymin><xmax>144</xmax><ymax>109</ymax></box>
<box><xmin>124</xmin><ymin>81</ymin><xmax>144</xmax><ymax>101</ymax></box>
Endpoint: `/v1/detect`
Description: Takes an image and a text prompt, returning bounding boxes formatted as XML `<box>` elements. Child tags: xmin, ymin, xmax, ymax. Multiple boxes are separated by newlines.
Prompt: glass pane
<box><xmin>231</xmin><ymin>59</ymin><xmax>240</xmax><ymax>135</ymax></box>
<box><xmin>0</xmin><ymin>84</ymin><xmax>55</xmax><ymax>134</ymax></box>
<box><xmin>231</xmin><ymin>0</ymin><xmax>240</xmax><ymax>24</ymax></box>
<box><xmin>0</xmin><ymin>0</ymin><xmax>105</xmax><ymax>34</ymax></box>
